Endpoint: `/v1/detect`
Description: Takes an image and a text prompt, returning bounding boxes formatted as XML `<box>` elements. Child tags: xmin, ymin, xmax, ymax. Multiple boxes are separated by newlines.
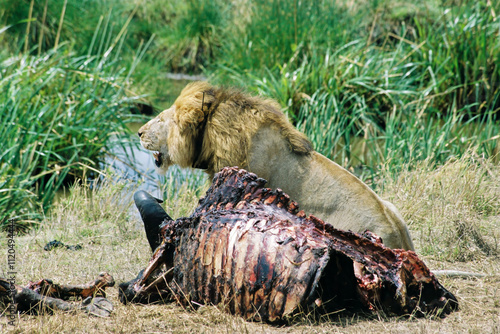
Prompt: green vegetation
<box><xmin>219</xmin><ymin>3</ymin><xmax>500</xmax><ymax>179</ymax></box>
<box><xmin>0</xmin><ymin>10</ymin><xmax>148</xmax><ymax>229</ymax></box>
<box><xmin>0</xmin><ymin>0</ymin><xmax>499</xmax><ymax>245</ymax></box>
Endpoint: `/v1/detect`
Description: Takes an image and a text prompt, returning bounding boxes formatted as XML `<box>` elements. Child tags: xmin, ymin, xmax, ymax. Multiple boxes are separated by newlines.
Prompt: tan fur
<box><xmin>138</xmin><ymin>82</ymin><xmax>414</xmax><ymax>250</ymax></box>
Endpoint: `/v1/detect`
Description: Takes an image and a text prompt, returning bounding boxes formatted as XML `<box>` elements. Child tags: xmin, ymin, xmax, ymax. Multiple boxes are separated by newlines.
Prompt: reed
<box><xmin>0</xmin><ymin>16</ymin><xmax>148</xmax><ymax>230</ymax></box>
<box><xmin>408</xmin><ymin>3</ymin><xmax>500</xmax><ymax>114</ymax></box>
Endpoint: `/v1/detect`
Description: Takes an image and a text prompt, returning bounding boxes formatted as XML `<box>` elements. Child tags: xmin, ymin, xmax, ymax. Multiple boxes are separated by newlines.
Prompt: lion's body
<box><xmin>139</xmin><ymin>82</ymin><xmax>414</xmax><ymax>250</ymax></box>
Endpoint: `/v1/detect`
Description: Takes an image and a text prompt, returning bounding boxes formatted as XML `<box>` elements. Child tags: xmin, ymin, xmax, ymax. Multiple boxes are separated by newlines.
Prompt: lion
<box><xmin>138</xmin><ymin>81</ymin><xmax>415</xmax><ymax>250</ymax></box>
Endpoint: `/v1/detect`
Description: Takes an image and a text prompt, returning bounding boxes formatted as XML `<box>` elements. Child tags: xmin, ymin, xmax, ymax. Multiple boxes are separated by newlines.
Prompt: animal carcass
<box><xmin>120</xmin><ymin>167</ymin><xmax>458</xmax><ymax>322</ymax></box>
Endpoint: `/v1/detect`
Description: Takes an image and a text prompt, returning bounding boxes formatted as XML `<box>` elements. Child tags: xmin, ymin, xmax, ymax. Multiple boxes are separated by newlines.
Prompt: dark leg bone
<box><xmin>0</xmin><ymin>273</ymin><xmax>115</xmax><ymax>317</ymax></box>
<box><xmin>25</xmin><ymin>272</ymin><xmax>114</xmax><ymax>300</ymax></box>
<box><xmin>16</xmin><ymin>287</ymin><xmax>76</xmax><ymax>313</ymax></box>
<box><xmin>134</xmin><ymin>190</ymin><xmax>172</xmax><ymax>251</ymax></box>
<box><xmin>14</xmin><ymin>289</ymin><xmax>113</xmax><ymax>317</ymax></box>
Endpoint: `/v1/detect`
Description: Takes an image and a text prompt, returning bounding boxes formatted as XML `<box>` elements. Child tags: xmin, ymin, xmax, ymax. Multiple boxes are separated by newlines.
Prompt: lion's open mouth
<box><xmin>152</xmin><ymin>152</ymin><xmax>163</xmax><ymax>168</ymax></box>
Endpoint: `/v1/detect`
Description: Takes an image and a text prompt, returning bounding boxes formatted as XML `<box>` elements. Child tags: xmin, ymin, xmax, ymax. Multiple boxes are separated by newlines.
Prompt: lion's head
<box><xmin>138</xmin><ymin>81</ymin><xmax>312</xmax><ymax>175</ymax></box>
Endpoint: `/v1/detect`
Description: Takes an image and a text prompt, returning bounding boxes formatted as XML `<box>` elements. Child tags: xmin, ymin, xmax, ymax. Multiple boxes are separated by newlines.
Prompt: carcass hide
<box><xmin>120</xmin><ymin>167</ymin><xmax>458</xmax><ymax>322</ymax></box>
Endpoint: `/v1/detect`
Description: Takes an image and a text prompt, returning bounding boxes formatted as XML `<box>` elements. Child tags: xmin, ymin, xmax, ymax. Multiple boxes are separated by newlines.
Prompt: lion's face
<box><xmin>138</xmin><ymin>105</ymin><xmax>182</xmax><ymax>174</ymax></box>
<box><xmin>138</xmin><ymin>82</ymin><xmax>217</xmax><ymax>174</ymax></box>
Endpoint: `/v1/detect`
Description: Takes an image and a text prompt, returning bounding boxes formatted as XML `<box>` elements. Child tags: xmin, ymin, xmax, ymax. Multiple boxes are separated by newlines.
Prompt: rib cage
<box><xmin>170</xmin><ymin>213</ymin><xmax>332</xmax><ymax>321</ymax></box>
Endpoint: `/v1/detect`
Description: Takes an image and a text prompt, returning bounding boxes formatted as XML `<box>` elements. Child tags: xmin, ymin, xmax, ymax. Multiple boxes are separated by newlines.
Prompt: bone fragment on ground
<box><xmin>26</xmin><ymin>272</ymin><xmax>115</xmax><ymax>299</ymax></box>
<box><xmin>0</xmin><ymin>272</ymin><xmax>114</xmax><ymax>317</ymax></box>
<box><xmin>121</xmin><ymin>167</ymin><xmax>458</xmax><ymax>322</ymax></box>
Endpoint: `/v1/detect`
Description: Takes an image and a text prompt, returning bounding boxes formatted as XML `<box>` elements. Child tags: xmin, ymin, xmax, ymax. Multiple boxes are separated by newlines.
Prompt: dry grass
<box><xmin>1</xmin><ymin>159</ymin><xmax>500</xmax><ymax>333</ymax></box>
<box><xmin>380</xmin><ymin>153</ymin><xmax>500</xmax><ymax>261</ymax></box>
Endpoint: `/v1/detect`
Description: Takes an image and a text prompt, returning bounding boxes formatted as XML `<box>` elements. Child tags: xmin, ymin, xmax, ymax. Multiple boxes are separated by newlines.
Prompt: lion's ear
<box><xmin>176</xmin><ymin>108</ymin><xmax>204</xmax><ymax>131</ymax></box>
<box><xmin>176</xmin><ymin>90</ymin><xmax>216</xmax><ymax>130</ymax></box>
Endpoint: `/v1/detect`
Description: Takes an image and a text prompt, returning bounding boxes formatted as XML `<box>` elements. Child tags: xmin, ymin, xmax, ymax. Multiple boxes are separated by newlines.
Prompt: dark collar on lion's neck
<box><xmin>192</xmin><ymin>94</ymin><xmax>212</xmax><ymax>170</ymax></box>
<box><xmin>192</xmin><ymin>116</ymin><xmax>209</xmax><ymax>170</ymax></box>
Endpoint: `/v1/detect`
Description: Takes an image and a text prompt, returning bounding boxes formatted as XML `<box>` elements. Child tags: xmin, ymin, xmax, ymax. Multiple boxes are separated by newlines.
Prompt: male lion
<box><xmin>138</xmin><ymin>82</ymin><xmax>414</xmax><ymax>250</ymax></box>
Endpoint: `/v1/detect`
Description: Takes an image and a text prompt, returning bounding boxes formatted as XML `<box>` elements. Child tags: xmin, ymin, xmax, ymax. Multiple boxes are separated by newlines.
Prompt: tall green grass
<box><xmin>0</xmin><ymin>0</ymin><xmax>143</xmax><ymax>54</ymax></box>
<box><xmin>410</xmin><ymin>3</ymin><xmax>500</xmax><ymax>114</ymax></box>
<box><xmin>219</xmin><ymin>1</ymin><xmax>351</xmax><ymax>71</ymax></box>
<box><xmin>0</xmin><ymin>20</ymin><xmax>148</xmax><ymax>230</ymax></box>
<box><xmin>297</xmin><ymin>88</ymin><xmax>499</xmax><ymax>180</ymax></box>
<box><xmin>215</xmin><ymin>1</ymin><xmax>500</xmax><ymax>181</ymax></box>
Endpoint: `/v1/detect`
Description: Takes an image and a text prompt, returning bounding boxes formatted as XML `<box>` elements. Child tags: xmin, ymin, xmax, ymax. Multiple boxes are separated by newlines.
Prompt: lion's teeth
<box><xmin>152</xmin><ymin>151</ymin><xmax>163</xmax><ymax>167</ymax></box>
